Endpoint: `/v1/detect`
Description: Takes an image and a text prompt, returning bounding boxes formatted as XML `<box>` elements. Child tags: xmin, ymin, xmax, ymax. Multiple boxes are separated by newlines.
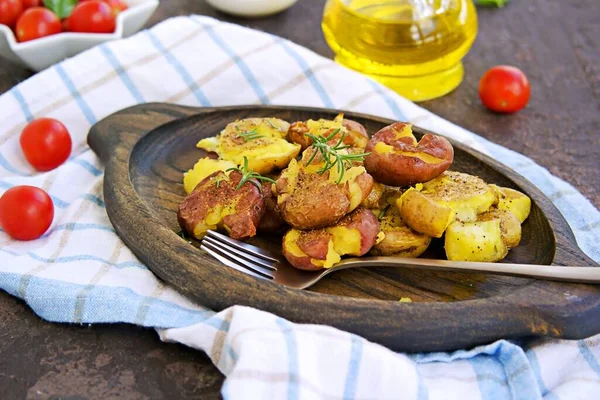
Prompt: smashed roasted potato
<box><xmin>287</xmin><ymin>113</ymin><xmax>369</xmax><ymax>151</ymax></box>
<box><xmin>196</xmin><ymin>118</ymin><xmax>301</xmax><ymax>175</ymax></box>
<box><xmin>282</xmin><ymin>208</ymin><xmax>380</xmax><ymax>270</ymax></box>
<box><xmin>275</xmin><ymin>146</ymin><xmax>373</xmax><ymax>230</ymax></box>
<box><xmin>445</xmin><ymin>220</ymin><xmax>508</xmax><ymax>262</ymax></box>
<box><xmin>364</xmin><ymin>122</ymin><xmax>454</xmax><ymax>187</ymax></box>
<box><xmin>397</xmin><ymin>171</ymin><xmax>497</xmax><ymax>237</ymax></box>
<box><xmin>178</xmin><ymin>171</ymin><xmax>265</xmax><ymax>240</ymax></box>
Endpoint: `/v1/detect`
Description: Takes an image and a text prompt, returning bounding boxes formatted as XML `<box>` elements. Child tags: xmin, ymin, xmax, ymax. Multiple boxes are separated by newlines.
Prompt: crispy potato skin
<box><xmin>282</xmin><ymin>208</ymin><xmax>380</xmax><ymax>271</ymax></box>
<box><xmin>177</xmin><ymin>171</ymin><xmax>265</xmax><ymax>240</ymax></box>
<box><xmin>360</xmin><ymin>181</ymin><xmax>385</xmax><ymax>209</ymax></box>
<box><xmin>286</xmin><ymin>117</ymin><xmax>369</xmax><ymax>151</ymax></box>
<box><xmin>258</xmin><ymin>180</ymin><xmax>286</xmax><ymax>233</ymax></box>
<box><xmin>364</xmin><ymin>122</ymin><xmax>454</xmax><ymax>186</ymax></box>
<box><xmin>371</xmin><ymin>199</ymin><xmax>431</xmax><ymax>257</ymax></box>
<box><xmin>478</xmin><ymin>208</ymin><xmax>522</xmax><ymax>249</ymax></box>
<box><xmin>275</xmin><ymin>151</ymin><xmax>374</xmax><ymax>230</ymax></box>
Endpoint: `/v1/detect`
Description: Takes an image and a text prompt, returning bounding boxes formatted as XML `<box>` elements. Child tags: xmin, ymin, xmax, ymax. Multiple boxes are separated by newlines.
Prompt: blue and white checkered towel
<box><xmin>1</xmin><ymin>16</ymin><xmax>599</xmax><ymax>400</ymax></box>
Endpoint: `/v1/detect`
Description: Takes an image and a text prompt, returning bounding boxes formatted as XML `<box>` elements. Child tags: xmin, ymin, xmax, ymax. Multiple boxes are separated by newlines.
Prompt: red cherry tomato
<box><xmin>21</xmin><ymin>0</ymin><xmax>40</xmax><ymax>9</ymax></box>
<box><xmin>0</xmin><ymin>186</ymin><xmax>54</xmax><ymax>241</ymax></box>
<box><xmin>0</xmin><ymin>0</ymin><xmax>23</xmax><ymax>28</ymax></box>
<box><xmin>479</xmin><ymin>66</ymin><xmax>531</xmax><ymax>113</ymax></box>
<box><xmin>70</xmin><ymin>0</ymin><xmax>116</xmax><ymax>33</ymax></box>
<box><xmin>20</xmin><ymin>118</ymin><xmax>72</xmax><ymax>171</ymax></box>
<box><xmin>15</xmin><ymin>7</ymin><xmax>61</xmax><ymax>42</ymax></box>
<box><xmin>88</xmin><ymin>0</ymin><xmax>127</xmax><ymax>16</ymax></box>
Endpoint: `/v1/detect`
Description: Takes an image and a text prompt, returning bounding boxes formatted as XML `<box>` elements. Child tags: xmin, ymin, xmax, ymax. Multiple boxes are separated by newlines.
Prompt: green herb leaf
<box><xmin>44</xmin><ymin>0</ymin><xmax>78</xmax><ymax>19</ymax></box>
<box><xmin>304</xmin><ymin>131</ymin><xmax>370</xmax><ymax>184</ymax></box>
<box><xmin>237</xmin><ymin>130</ymin><xmax>263</xmax><ymax>141</ymax></box>
<box><xmin>226</xmin><ymin>156</ymin><xmax>276</xmax><ymax>193</ymax></box>
<box><xmin>474</xmin><ymin>0</ymin><xmax>510</xmax><ymax>7</ymax></box>
<box><xmin>378</xmin><ymin>204</ymin><xmax>391</xmax><ymax>221</ymax></box>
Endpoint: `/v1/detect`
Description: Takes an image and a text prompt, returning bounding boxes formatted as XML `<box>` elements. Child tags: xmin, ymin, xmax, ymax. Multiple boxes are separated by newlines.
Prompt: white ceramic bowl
<box><xmin>0</xmin><ymin>0</ymin><xmax>159</xmax><ymax>71</ymax></box>
<box><xmin>206</xmin><ymin>0</ymin><xmax>298</xmax><ymax>18</ymax></box>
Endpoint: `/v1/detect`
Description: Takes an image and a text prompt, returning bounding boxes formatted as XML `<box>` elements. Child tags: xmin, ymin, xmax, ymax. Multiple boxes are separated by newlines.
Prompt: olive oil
<box><xmin>322</xmin><ymin>0</ymin><xmax>478</xmax><ymax>101</ymax></box>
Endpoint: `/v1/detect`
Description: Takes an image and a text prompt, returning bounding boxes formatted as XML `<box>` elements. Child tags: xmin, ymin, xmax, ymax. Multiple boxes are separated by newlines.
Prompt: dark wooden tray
<box><xmin>88</xmin><ymin>103</ymin><xmax>600</xmax><ymax>352</ymax></box>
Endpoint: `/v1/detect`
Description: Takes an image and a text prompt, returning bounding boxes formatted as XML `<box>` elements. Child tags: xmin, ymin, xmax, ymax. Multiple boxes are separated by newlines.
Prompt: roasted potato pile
<box><xmin>179</xmin><ymin>116</ymin><xmax>533</xmax><ymax>270</ymax></box>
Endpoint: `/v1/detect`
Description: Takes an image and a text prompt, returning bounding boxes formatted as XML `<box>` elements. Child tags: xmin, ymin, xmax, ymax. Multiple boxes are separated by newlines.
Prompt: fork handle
<box><xmin>335</xmin><ymin>257</ymin><xmax>600</xmax><ymax>284</ymax></box>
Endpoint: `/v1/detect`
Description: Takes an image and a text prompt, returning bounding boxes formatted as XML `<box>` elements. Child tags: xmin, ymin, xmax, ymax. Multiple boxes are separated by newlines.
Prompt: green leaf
<box><xmin>474</xmin><ymin>0</ymin><xmax>510</xmax><ymax>7</ymax></box>
<box><xmin>44</xmin><ymin>0</ymin><xmax>78</xmax><ymax>19</ymax></box>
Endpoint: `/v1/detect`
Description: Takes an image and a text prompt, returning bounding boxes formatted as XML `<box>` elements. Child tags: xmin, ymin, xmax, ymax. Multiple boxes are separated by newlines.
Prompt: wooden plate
<box><xmin>88</xmin><ymin>103</ymin><xmax>600</xmax><ymax>352</ymax></box>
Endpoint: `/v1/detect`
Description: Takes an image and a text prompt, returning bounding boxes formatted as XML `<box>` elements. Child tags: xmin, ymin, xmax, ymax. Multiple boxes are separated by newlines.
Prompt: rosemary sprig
<box><xmin>304</xmin><ymin>129</ymin><xmax>370</xmax><ymax>184</ymax></box>
<box><xmin>378</xmin><ymin>204</ymin><xmax>391</xmax><ymax>221</ymax></box>
<box><xmin>227</xmin><ymin>156</ymin><xmax>276</xmax><ymax>192</ymax></box>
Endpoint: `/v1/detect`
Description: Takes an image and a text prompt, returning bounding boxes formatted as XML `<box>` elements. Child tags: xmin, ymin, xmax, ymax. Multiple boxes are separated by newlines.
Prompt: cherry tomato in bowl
<box><xmin>0</xmin><ymin>0</ymin><xmax>23</xmax><ymax>28</ymax></box>
<box><xmin>479</xmin><ymin>66</ymin><xmax>531</xmax><ymax>113</ymax></box>
<box><xmin>16</xmin><ymin>7</ymin><xmax>61</xmax><ymax>42</ymax></box>
<box><xmin>0</xmin><ymin>185</ymin><xmax>54</xmax><ymax>241</ymax></box>
<box><xmin>20</xmin><ymin>118</ymin><xmax>72</xmax><ymax>171</ymax></box>
<box><xmin>21</xmin><ymin>0</ymin><xmax>40</xmax><ymax>9</ymax></box>
<box><xmin>70</xmin><ymin>0</ymin><xmax>116</xmax><ymax>33</ymax></box>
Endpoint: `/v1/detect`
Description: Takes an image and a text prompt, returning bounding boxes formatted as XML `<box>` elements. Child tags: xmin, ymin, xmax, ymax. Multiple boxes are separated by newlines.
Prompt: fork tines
<box><xmin>200</xmin><ymin>230</ymin><xmax>279</xmax><ymax>280</ymax></box>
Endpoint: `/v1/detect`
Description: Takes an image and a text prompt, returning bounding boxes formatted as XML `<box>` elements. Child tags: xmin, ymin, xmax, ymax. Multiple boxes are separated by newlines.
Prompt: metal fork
<box><xmin>200</xmin><ymin>230</ymin><xmax>600</xmax><ymax>289</ymax></box>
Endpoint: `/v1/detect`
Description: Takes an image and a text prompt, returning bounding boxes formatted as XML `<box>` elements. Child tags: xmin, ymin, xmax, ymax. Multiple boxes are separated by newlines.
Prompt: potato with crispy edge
<box><xmin>360</xmin><ymin>181</ymin><xmax>385</xmax><ymax>209</ymax></box>
<box><xmin>282</xmin><ymin>208</ymin><xmax>380</xmax><ymax>271</ymax></box>
<box><xmin>287</xmin><ymin>113</ymin><xmax>369</xmax><ymax>152</ymax></box>
<box><xmin>183</xmin><ymin>157</ymin><xmax>237</xmax><ymax>194</ymax></box>
<box><xmin>397</xmin><ymin>171</ymin><xmax>497</xmax><ymax>237</ymax></box>
<box><xmin>364</xmin><ymin>122</ymin><xmax>454</xmax><ymax>186</ymax></box>
<box><xmin>258</xmin><ymin>180</ymin><xmax>286</xmax><ymax>233</ymax></box>
<box><xmin>371</xmin><ymin>188</ymin><xmax>431</xmax><ymax>257</ymax></box>
<box><xmin>196</xmin><ymin>118</ymin><xmax>300</xmax><ymax>175</ymax></box>
<box><xmin>275</xmin><ymin>147</ymin><xmax>374</xmax><ymax>230</ymax></box>
<box><xmin>490</xmin><ymin>184</ymin><xmax>531</xmax><ymax>223</ymax></box>
<box><xmin>178</xmin><ymin>171</ymin><xmax>265</xmax><ymax>240</ymax></box>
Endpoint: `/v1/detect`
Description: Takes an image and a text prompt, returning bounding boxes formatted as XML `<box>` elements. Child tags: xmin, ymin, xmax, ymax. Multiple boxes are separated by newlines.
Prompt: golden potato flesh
<box><xmin>183</xmin><ymin>157</ymin><xmax>237</xmax><ymax>194</ymax></box>
<box><xmin>275</xmin><ymin>148</ymin><xmax>373</xmax><ymax>230</ymax></box>
<box><xmin>478</xmin><ymin>208</ymin><xmax>522</xmax><ymax>249</ymax></box>
<box><xmin>490</xmin><ymin>184</ymin><xmax>531</xmax><ymax>223</ymax></box>
<box><xmin>371</xmin><ymin>201</ymin><xmax>431</xmax><ymax>257</ymax></box>
<box><xmin>444</xmin><ymin>220</ymin><xmax>508</xmax><ymax>262</ymax></box>
<box><xmin>196</xmin><ymin>118</ymin><xmax>300</xmax><ymax>175</ymax></box>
